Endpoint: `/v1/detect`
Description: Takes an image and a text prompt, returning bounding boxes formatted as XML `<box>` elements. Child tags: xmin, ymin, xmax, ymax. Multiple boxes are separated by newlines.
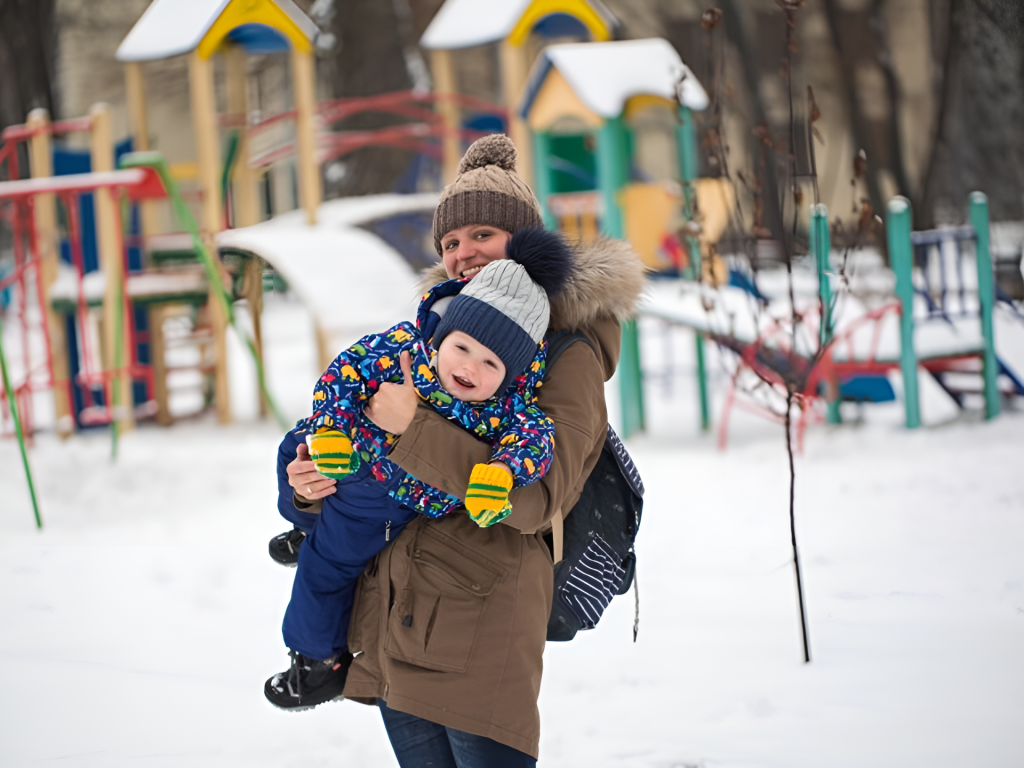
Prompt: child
<box><xmin>264</xmin><ymin>227</ymin><xmax>571</xmax><ymax>711</ymax></box>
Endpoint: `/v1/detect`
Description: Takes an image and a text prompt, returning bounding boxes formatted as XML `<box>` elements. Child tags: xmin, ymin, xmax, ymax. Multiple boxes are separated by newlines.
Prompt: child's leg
<box><xmin>277</xmin><ymin>426</ymin><xmax>319</xmax><ymax>534</ymax></box>
<box><xmin>282</xmin><ymin>468</ymin><xmax>414</xmax><ymax>661</ymax></box>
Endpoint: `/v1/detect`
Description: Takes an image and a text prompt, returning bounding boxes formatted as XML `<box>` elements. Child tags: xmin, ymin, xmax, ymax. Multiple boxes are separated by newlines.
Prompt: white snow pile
<box><xmin>1</xmin><ymin>299</ymin><xmax>1022</xmax><ymax>768</ymax></box>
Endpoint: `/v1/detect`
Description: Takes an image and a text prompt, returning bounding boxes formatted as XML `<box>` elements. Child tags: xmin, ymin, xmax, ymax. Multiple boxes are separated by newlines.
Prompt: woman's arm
<box><xmin>388</xmin><ymin>339</ymin><xmax>607</xmax><ymax>534</ymax></box>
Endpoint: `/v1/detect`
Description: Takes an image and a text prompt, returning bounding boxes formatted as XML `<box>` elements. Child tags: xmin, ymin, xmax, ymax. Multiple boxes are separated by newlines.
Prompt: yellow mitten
<box><xmin>465</xmin><ymin>464</ymin><xmax>513</xmax><ymax>528</ymax></box>
<box><xmin>307</xmin><ymin>428</ymin><xmax>359</xmax><ymax>479</ymax></box>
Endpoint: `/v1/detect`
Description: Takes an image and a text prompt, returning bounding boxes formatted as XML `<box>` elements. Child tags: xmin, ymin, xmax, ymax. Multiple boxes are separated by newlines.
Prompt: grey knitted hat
<box><xmin>433</xmin><ymin>134</ymin><xmax>544</xmax><ymax>254</ymax></box>
<box><xmin>434</xmin><ymin>259</ymin><xmax>550</xmax><ymax>395</ymax></box>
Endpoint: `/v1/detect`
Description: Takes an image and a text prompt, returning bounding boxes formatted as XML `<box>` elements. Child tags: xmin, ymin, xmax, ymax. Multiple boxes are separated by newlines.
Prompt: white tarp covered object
<box><xmin>116</xmin><ymin>0</ymin><xmax>319</xmax><ymax>62</ymax></box>
<box><xmin>217</xmin><ymin>194</ymin><xmax>439</xmax><ymax>351</ymax></box>
<box><xmin>537</xmin><ymin>38</ymin><xmax>709</xmax><ymax>116</ymax></box>
<box><xmin>420</xmin><ymin>0</ymin><xmax>530</xmax><ymax>50</ymax></box>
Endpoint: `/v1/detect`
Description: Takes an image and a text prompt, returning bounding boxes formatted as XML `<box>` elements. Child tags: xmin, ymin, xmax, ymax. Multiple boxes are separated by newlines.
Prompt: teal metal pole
<box><xmin>970</xmin><ymin>191</ymin><xmax>1000</xmax><ymax>420</ymax></box>
<box><xmin>811</xmin><ymin>203</ymin><xmax>840</xmax><ymax>424</ymax></box>
<box><xmin>532</xmin><ymin>131</ymin><xmax>557</xmax><ymax>230</ymax></box>
<box><xmin>676</xmin><ymin>106</ymin><xmax>710</xmax><ymax>432</ymax></box>
<box><xmin>0</xmin><ymin>314</ymin><xmax>43</xmax><ymax>528</ymax></box>
<box><xmin>597</xmin><ymin>116</ymin><xmax>643</xmax><ymax>437</ymax></box>
<box><xmin>596</xmin><ymin>118</ymin><xmax>628</xmax><ymax>239</ymax></box>
<box><xmin>886</xmin><ymin>197</ymin><xmax>920</xmax><ymax>429</ymax></box>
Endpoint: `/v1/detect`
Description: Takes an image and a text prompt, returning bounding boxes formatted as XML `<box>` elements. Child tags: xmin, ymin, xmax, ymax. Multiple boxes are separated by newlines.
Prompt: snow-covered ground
<box><xmin>2</xmin><ymin>296</ymin><xmax>1023</xmax><ymax>767</ymax></box>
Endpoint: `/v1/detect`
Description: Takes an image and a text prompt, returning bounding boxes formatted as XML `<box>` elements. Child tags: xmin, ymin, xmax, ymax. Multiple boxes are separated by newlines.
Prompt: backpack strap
<box><xmin>542</xmin><ymin>329</ymin><xmax>597</xmax><ymax>564</ymax></box>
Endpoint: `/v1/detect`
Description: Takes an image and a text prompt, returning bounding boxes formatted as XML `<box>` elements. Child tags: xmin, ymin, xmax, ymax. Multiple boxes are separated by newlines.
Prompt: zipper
<box><xmin>385</xmin><ymin>520</ymin><xmax>391</xmax><ymax>541</ymax></box>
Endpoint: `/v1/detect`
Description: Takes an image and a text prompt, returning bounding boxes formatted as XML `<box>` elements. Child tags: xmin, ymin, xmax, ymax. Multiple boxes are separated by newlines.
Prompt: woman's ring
<box><xmin>307</xmin><ymin>486</ymin><xmax>312</xmax><ymax>495</ymax></box>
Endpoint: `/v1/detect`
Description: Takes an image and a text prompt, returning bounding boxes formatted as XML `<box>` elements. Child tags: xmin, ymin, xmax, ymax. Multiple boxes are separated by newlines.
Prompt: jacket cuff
<box><xmin>292</xmin><ymin>492</ymin><xmax>323</xmax><ymax>513</ymax></box>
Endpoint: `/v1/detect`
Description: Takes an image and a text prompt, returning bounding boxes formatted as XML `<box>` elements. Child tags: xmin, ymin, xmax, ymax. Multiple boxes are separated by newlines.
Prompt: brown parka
<box><xmin>326</xmin><ymin>236</ymin><xmax>645</xmax><ymax>758</ymax></box>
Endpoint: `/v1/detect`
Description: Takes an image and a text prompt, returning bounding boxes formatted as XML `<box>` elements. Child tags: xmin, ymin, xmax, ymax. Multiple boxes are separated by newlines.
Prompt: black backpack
<box><xmin>542</xmin><ymin>330</ymin><xmax>645</xmax><ymax>643</ymax></box>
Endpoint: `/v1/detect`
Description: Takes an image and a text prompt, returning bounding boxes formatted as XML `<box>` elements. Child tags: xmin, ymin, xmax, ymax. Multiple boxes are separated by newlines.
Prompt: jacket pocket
<box><xmin>384</xmin><ymin>525</ymin><xmax>504</xmax><ymax>673</ymax></box>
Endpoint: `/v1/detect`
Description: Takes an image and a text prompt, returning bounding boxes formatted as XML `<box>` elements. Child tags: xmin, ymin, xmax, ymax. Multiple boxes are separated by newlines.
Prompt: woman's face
<box><xmin>440</xmin><ymin>224</ymin><xmax>512</xmax><ymax>280</ymax></box>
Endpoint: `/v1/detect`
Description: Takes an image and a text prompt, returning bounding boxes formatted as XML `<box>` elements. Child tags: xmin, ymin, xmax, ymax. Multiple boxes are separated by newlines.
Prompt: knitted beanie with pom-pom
<box><xmin>433</xmin><ymin>134</ymin><xmax>544</xmax><ymax>254</ymax></box>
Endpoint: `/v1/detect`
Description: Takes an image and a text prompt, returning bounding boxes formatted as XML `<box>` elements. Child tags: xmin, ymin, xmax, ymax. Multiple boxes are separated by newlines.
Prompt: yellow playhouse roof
<box><xmin>116</xmin><ymin>0</ymin><xmax>327</xmax><ymax>62</ymax></box>
<box><xmin>420</xmin><ymin>0</ymin><xmax>616</xmax><ymax>50</ymax></box>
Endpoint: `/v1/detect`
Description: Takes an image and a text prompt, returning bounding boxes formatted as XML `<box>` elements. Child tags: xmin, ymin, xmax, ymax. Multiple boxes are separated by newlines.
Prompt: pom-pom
<box><xmin>505</xmin><ymin>227</ymin><xmax>573</xmax><ymax>298</ymax></box>
<box><xmin>457</xmin><ymin>134</ymin><xmax>517</xmax><ymax>175</ymax></box>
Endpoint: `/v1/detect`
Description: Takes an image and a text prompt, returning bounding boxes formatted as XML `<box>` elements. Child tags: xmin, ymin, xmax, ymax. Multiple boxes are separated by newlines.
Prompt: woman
<box><xmin>287</xmin><ymin>134</ymin><xmax>645</xmax><ymax>766</ymax></box>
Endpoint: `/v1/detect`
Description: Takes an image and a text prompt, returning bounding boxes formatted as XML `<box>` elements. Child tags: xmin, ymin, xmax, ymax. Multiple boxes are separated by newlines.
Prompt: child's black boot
<box><xmin>264</xmin><ymin>650</ymin><xmax>353</xmax><ymax>711</ymax></box>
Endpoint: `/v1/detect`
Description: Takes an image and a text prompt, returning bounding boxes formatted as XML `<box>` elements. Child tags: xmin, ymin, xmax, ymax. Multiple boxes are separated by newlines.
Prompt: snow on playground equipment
<box><xmin>218</xmin><ymin>193</ymin><xmax>436</xmax><ymax>375</ymax></box>
<box><xmin>0</xmin><ymin>159</ymin><xmax>166</xmax><ymax>484</ymax></box>
<box><xmin>0</xmin><ymin>105</ymin><xmax>151</xmax><ymax>439</ymax></box>
<box><xmin>420</xmin><ymin>0</ymin><xmax>618</xmax><ymax>185</ymax></box>
<box><xmin>519</xmin><ymin>37</ymin><xmax>709</xmax><ymax>438</ymax></box>
<box><xmin>116</xmin><ymin>0</ymin><xmax>332</xmax><ymax>424</ymax></box>
<box><xmin>644</xmin><ymin>194</ymin><xmax>1020</xmax><ymax>451</ymax></box>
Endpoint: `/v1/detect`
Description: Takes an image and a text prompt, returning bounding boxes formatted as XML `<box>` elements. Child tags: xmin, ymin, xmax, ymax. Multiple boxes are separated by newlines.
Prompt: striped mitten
<box><xmin>307</xmin><ymin>428</ymin><xmax>359</xmax><ymax>479</ymax></box>
<box><xmin>465</xmin><ymin>464</ymin><xmax>514</xmax><ymax>528</ymax></box>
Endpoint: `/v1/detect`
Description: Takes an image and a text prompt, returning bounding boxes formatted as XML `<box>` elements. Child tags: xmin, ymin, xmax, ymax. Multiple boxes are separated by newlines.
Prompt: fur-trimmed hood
<box><xmin>419</xmin><ymin>236</ymin><xmax>646</xmax><ymax>334</ymax></box>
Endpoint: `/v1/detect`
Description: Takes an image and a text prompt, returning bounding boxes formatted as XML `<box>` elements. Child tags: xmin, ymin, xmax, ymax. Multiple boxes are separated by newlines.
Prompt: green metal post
<box><xmin>597</xmin><ymin>116</ymin><xmax>643</xmax><ymax>437</ymax></box>
<box><xmin>0</xmin><ymin>315</ymin><xmax>43</xmax><ymax>528</ymax></box>
<box><xmin>811</xmin><ymin>203</ymin><xmax>840</xmax><ymax>424</ymax></box>
<box><xmin>886</xmin><ymin>196</ymin><xmax>920</xmax><ymax>429</ymax></box>
<box><xmin>532</xmin><ymin>131</ymin><xmax>557</xmax><ymax>230</ymax></box>
<box><xmin>970</xmin><ymin>191</ymin><xmax>1000</xmax><ymax>420</ymax></box>
<box><xmin>676</xmin><ymin>106</ymin><xmax>710</xmax><ymax>432</ymax></box>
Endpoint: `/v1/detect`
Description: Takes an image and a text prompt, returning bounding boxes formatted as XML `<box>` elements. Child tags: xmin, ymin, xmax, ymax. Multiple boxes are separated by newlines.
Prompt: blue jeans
<box><xmin>378</xmin><ymin>700</ymin><xmax>537</xmax><ymax>768</ymax></box>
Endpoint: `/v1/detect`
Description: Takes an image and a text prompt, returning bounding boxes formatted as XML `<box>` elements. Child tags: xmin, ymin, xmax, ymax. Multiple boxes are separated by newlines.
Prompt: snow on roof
<box><xmin>420</xmin><ymin>0</ymin><xmax>531</xmax><ymax>50</ymax></box>
<box><xmin>116</xmin><ymin>0</ymin><xmax>320</xmax><ymax>63</ymax></box>
<box><xmin>217</xmin><ymin>194</ymin><xmax>440</xmax><ymax>349</ymax></box>
<box><xmin>521</xmin><ymin>38</ymin><xmax>709</xmax><ymax>119</ymax></box>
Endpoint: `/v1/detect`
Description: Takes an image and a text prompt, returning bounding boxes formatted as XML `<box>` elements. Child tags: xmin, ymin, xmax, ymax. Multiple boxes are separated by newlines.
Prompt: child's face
<box><xmin>436</xmin><ymin>331</ymin><xmax>506</xmax><ymax>402</ymax></box>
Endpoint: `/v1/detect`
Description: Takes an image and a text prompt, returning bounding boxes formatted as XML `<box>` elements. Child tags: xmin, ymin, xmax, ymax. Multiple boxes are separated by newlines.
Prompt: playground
<box><xmin>2</xmin><ymin>0</ymin><xmax>1024</xmax><ymax>765</ymax></box>
<box><xmin>1</xmin><ymin>326</ymin><xmax>1022</xmax><ymax>766</ymax></box>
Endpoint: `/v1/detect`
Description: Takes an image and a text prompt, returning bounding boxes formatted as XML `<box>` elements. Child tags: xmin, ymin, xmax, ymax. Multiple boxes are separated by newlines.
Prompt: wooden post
<box><xmin>26</xmin><ymin>109</ymin><xmax>74</xmax><ymax>437</ymax></box>
<box><xmin>225</xmin><ymin>46</ymin><xmax>260</xmax><ymax>228</ymax></box>
<box><xmin>531</xmin><ymin>131</ymin><xmax>556</xmax><ymax>229</ymax></box>
<box><xmin>886</xmin><ymin>196</ymin><xmax>920</xmax><ymax>429</ymax></box>
<box><xmin>316</xmin><ymin>323</ymin><xmax>333</xmax><ymax>377</ymax></box>
<box><xmin>597</xmin><ymin>115</ymin><xmax>644</xmax><ymax>437</ymax></box>
<box><xmin>676</xmin><ymin>106</ymin><xmax>710</xmax><ymax>432</ymax></box>
<box><xmin>500</xmin><ymin>39</ymin><xmax>532</xmax><ymax>188</ymax></box>
<box><xmin>189</xmin><ymin>50</ymin><xmax>232</xmax><ymax>424</ymax></box>
<box><xmin>124</xmin><ymin>63</ymin><xmax>160</xmax><ymax>239</ymax></box>
<box><xmin>291</xmin><ymin>47</ymin><xmax>321</xmax><ymax>226</ymax></box>
<box><xmin>811</xmin><ymin>203</ymin><xmax>841</xmax><ymax>424</ymax></box>
<box><xmin>969</xmin><ymin>191</ymin><xmax>1000</xmax><ymax>420</ymax></box>
<box><xmin>90</xmin><ymin>103</ymin><xmax>135</xmax><ymax>433</ymax></box>
<box><xmin>147</xmin><ymin>303</ymin><xmax>172</xmax><ymax>426</ymax></box>
<box><xmin>431</xmin><ymin>49</ymin><xmax>462</xmax><ymax>185</ymax></box>
<box><xmin>226</xmin><ymin>45</ymin><xmax>267</xmax><ymax>417</ymax></box>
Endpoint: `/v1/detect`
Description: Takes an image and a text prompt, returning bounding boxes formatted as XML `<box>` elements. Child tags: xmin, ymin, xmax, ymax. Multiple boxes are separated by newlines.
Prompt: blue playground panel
<box><xmin>838</xmin><ymin>374</ymin><xmax>896</xmax><ymax>403</ymax></box>
<box><xmin>53</xmin><ymin>138</ymin><xmax>148</xmax><ymax>428</ymax></box>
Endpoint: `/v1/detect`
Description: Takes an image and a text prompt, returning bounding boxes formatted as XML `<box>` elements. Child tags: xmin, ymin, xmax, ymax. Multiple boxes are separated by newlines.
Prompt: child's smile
<box><xmin>436</xmin><ymin>331</ymin><xmax>507</xmax><ymax>403</ymax></box>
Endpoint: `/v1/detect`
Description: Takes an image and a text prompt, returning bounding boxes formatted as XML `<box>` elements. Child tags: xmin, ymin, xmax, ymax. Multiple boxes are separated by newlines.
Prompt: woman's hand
<box><xmin>364</xmin><ymin>351</ymin><xmax>418</xmax><ymax>434</ymax></box>
<box><xmin>287</xmin><ymin>443</ymin><xmax>337</xmax><ymax>500</ymax></box>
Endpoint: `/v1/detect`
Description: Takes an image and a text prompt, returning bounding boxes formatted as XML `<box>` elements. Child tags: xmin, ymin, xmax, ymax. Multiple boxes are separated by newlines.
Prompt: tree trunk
<box><xmin>0</xmin><ymin>0</ymin><xmax>57</xmax><ymax>179</ymax></box>
<box><xmin>922</xmin><ymin>0</ymin><xmax>1024</xmax><ymax>225</ymax></box>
